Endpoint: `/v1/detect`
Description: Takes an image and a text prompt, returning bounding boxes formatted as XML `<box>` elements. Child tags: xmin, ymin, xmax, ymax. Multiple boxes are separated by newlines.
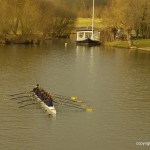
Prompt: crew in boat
<box><xmin>45</xmin><ymin>96</ymin><xmax>54</xmax><ymax>107</ymax></box>
<box><xmin>33</xmin><ymin>84</ymin><xmax>40</xmax><ymax>94</ymax></box>
<box><xmin>38</xmin><ymin>89</ymin><xmax>45</xmax><ymax>99</ymax></box>
<box><xmin>33</xmin><ymin>85</ymin><xmax>54</xmax><ymax>107</ymax></box>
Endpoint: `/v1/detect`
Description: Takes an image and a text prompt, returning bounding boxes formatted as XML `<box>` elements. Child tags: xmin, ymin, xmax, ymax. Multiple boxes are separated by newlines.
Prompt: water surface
<box><xmin>0</xmin><ymin>40</ymin><xmax>150</xmax><ymax>150</ymax></box>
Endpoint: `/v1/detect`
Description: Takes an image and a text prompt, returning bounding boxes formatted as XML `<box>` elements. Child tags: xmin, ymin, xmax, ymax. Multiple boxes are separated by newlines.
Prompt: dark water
<box><xmin>0</xmin><ymin>40</ymin><xmax>150</xmax><ymax>150</ymax></box>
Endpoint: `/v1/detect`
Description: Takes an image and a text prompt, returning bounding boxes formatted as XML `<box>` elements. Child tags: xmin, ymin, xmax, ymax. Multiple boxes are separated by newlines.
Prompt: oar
<box><xmin>19</xmin><ymin>101</ymin><xmax>41</xmax><ymax>108</ymax></box>
<box><xmin>50</xmin><ymin>92</ymin><xmax>78</xmax><ymax>100</ymax></box>
<box><xmin>10</xmin><ymin>95</ymin><xmax>33</xmax><ymax>100</ymax></box>
<box><xmin>49</xmin><ymin>92</ymin><xmax>85</xmax><ymax>103</ymax></box>
<box><xmin>9</xmin><ymin>91</ymin><xmax>32</xmax><ymax>97</ymax></box>
<box><xmin>53</xmin><ymin>98</ymin><xmax>88</xmax><ymax>107</ymax></box>
<box><xmin>18</xmin><ymin>98</ymin><xmax>34</xmax><ymax>104</ymax></box>
<box><xmin>50</xmin><ymin>93</ymin><xmax>71</xmax><ymax>98</ymax></box>
<box><xmin>52</xmin><ymin>95</ymin><xmax>83</xmax><ymax>103</ymax></box>
<box><xmin>56</xmin><ymin>101</ymin><xmax>93</xmax><ymax>112</ymax></box>
<box><xmin>18</xmin><ymin>96</ymin><xmax>39</xmax><ymax>103</ymax></box>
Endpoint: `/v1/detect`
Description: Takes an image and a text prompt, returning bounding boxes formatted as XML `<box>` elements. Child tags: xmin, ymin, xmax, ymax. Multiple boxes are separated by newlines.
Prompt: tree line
<box><xmin>76</xmin><ymin>0</ymin><xmax>150</xmax><ymax>40</ymax></box>
<box><xmin>75</xmin><ymin>0</ymin><xmax>150</xmax><ymax>39</ymax></box>
<box><xmin>101</xmin><ymin>0</ymin><xmax>150</xmax><ymax>39</ymax></box>
<box><xmin>65</xmin><ymin>0</ymin><xmax>150</xmax><ymax>40</ymax></box>
<box><xmin>0</xmin><ymin>0</ymin><xmax>149</xmax><ymax>44</ymax></box>
<box><xmin>0</xmin><ymin>0</ymin><xmax>76</xmax><ymax>44</ymax></box>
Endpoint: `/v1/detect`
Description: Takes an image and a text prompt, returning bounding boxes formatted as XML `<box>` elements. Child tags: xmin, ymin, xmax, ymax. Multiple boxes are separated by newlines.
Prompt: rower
<box><xmin>38</xmin><ymin>89</ymin><xmax>45</xmax><ymax>100</ymax></box>
<box><xmin>45</xmin><ymin>96</ymin><xmax>54</xmax><ymax>107</ymax></box>
<box><xmin>33</xmin><ymin>84</ymin><xmax>40</xmax><ymax>94</ymax></box>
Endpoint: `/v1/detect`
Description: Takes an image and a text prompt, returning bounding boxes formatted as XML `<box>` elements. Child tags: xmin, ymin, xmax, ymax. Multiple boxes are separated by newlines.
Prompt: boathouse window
<box><xmin>78</xmin><ymin>32</ymin><xmax>84</xmax><ymax>38</ymax></box>
<box><xmin>85</xmin><ymin>32</ymin><xmax>92</xmax><ymax>38</ymax></box>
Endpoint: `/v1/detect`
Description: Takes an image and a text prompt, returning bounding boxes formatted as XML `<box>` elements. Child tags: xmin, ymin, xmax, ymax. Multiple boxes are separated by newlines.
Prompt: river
<box><xmin>0</xmin><ymin>40</ymin><xmax>150</xmax><ymax>150</ymax></box>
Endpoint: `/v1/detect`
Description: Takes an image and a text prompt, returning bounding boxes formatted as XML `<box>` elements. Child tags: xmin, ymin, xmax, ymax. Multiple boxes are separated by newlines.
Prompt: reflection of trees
<box><xmin>0</xmin><ymin>45</ymin><xmax>52</xmax><ymax>75</ymax></box>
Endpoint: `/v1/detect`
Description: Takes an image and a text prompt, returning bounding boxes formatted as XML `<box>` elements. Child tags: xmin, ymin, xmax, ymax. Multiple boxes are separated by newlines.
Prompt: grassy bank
<box><xmin>75</xmin><ymin>18</ymin><xmax>102</xmax><ymax>28</ymax></box>
<box><xmin>105</xmin><ymin>39</ymin><xmax>150</xmax><ymax>48</ymax></box>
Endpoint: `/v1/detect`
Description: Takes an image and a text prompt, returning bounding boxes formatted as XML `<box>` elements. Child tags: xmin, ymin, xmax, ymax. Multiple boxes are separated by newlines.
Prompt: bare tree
<box><xmin>101</xmin><ymin>0</ymin><xmax>150</xmax><ymax>39</ymax></box>
<box><xmin>0</xmin><ymin>0</ymin><xmax>77</xmax><ymax>43</ymax></box>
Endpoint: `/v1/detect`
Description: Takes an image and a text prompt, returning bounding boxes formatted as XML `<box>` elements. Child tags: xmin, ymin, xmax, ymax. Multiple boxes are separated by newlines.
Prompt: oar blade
<box><xmin>86</xmin><ymin>108</ymin><xmax>93</xmax><ymax>112</ymax></box>
<box><xmin>70</xmin><ymin>97</ymin><xmax>77</xmax><ymax>100</ymax></box>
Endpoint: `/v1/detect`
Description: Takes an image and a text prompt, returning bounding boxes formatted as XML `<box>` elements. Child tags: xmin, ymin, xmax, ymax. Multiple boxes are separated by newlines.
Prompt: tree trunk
<box><xmin>127</xmin><ymin>26</ymin><xmax>133</xmax><ymax>47</ymax></box>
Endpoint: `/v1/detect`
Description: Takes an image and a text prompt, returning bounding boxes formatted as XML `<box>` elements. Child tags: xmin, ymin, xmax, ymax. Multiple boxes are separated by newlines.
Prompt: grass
<box><xmin>105</xmin><ymin>41</ymin><xmax>129</xmax><ymax>48</ymax></box>
<box><xmin>105</xmin><ymin>39</ymin><xmax>150</xmax><ymax>48</ymax></box>
<box><xmin>133</xmin><ymin>39</ymin><xmax>150</xmax><ymax>47</ymax></box>
<box><xmin>75</xmin><ymin>18</ymin><xmax>102</xmax><ymax>28</ymax></box>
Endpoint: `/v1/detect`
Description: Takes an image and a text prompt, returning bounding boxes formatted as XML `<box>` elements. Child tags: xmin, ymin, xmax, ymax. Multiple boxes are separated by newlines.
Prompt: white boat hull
<box><xmin>34</xmin><ymin>95</ymin><xmax>56</xmax><ymax>115</ymax></box>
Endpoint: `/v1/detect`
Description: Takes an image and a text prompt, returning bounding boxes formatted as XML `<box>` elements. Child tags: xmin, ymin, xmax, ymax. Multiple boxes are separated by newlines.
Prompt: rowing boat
<box><xmin>34</xmin><ymin>94</ymin><xmax>56</xmax><ymax>115</ymax></box>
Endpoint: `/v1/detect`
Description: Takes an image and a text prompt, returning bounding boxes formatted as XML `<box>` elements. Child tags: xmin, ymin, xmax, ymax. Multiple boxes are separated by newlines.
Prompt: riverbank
<box><xmin>104</xmin><ymin>39</ymin><xmax>150</xmax><ymax>52</ymax></box>
<box><xmin>0</xmin><ymin>34</ymin><xmax>42</xmax><ymax>45</ymax></box>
